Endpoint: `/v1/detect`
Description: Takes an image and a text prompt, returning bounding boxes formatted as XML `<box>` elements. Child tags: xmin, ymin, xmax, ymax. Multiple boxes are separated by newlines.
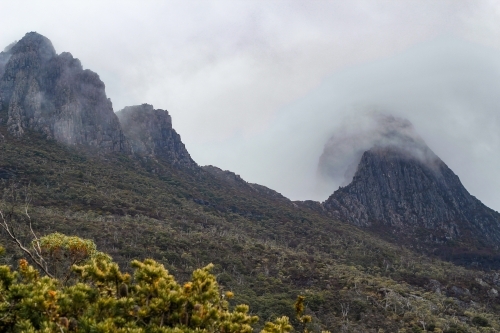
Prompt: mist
<box><xmin>206</xmin><ymin>37</ymin><xmax>500</xmax><ymax>212</ymax></box>
<box><xmin>2</xmin><ymin>2</ymin><xmax>500</xmax><ymax>211</ymax></box>
<box><xmin>317</xmin><ymin>112</ymin><xmax>440</xmax><ymax>193</ymax></box>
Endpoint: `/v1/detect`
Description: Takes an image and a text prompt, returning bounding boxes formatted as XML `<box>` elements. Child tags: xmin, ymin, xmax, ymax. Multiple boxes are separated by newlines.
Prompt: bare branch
<box><xmin>0</xmin><ymin>202</ymin><xmax>54</xmax><ymax>278</ymax></box>
<box><xmin>23</xmin><ymin>189</ymin><xmax>47</xmax><ymax>268</ymax></box>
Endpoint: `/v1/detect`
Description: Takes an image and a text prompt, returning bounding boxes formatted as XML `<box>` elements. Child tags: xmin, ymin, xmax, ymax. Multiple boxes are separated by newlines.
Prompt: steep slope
<box><xmin>0</xmin><ymin>32</ymin><xmax>128</xmax><ymax>152</ymax></box>
<box><xmin>2</xmin><ymin>128</ymin><xmax>500</xmax><ymax>332</ymax></box>
<box><xmin>116</xmin><ymin>104</ymin><xmax>197</xmax><ymax>168</ymax></box>
<box><xmin>324</xmin><ymin>144</ymin><xmax>500</xmax><ymax>249</ymax></box>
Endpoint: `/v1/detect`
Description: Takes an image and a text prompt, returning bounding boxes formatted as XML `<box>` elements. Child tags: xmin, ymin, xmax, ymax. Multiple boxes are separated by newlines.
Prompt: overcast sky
<box><xmin>2</xmin><ymin>1</ymin><xmax>500</xmax><ymax>211</ymax></box>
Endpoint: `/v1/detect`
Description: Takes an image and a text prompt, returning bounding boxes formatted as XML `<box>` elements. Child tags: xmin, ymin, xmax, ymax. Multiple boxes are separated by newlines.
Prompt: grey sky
<box><xmin>1</xmin><ymin>1</ymin><xmax>500</xmax><ymax>210</ymax></box>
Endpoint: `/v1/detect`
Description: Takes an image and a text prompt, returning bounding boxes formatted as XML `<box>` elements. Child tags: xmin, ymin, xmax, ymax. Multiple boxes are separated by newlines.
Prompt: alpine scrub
<box><xmin>0</xmin><ymin>238</ymin><xmax>296</xmax><ymax>333</ymax></box>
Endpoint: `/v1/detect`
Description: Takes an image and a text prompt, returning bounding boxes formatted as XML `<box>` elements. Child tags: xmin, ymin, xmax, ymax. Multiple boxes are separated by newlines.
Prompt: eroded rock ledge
<box><xmin>116</xmin><ymin>104</ymin><xmax>197</xmax><ymax>168</ymax></box>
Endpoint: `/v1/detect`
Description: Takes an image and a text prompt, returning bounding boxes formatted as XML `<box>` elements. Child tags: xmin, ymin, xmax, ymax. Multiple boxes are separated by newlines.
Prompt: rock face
<box><xmin>324</xmin><ymin>145</ymin><xmax>500</xmax><ymax>246</ymax></box>
<box><xmin>0</xmin><ymin>32</ymin><xmax>128</xmax><ymax>152</ymax></box>
<box><xmin>116</xmin><ymin>104</ymin><xmax>197</xmax><ymax>168</ymax></box>
<box><xmin>0</xmin><ymin>33</ymin><xmax>198</xmax><ymax>168</ymax></box>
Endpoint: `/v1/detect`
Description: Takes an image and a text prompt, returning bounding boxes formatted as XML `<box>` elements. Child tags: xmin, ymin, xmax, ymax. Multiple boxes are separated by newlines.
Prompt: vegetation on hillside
<box><xmin>0</xmin><ymin>239</ymin><xmax>294</xmax><ymax>332</ymax></box>
<box><xmin>1</xmin><ymin>129</ymin><xmax>500</xmax><ymax>331</ymax></box>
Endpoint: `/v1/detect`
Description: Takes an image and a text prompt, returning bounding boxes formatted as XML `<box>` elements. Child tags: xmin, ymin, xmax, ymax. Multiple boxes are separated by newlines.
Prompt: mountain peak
<box><xmin>318</xmin><ymin>113</ymin><xmax>440</xmax><ymax>189</ymax></box>
<box><xmin>10</xmin><ymin>32</ymin><xmax>56</xmax><ymax>60</ymax></box>
<box><xmin>323</xmin><ymin>132</ymin><xmax>500</xmax><ymax>249</ymax></box>
<box><xmin>0</xmin><ymin>33</ymin><xmax>128</xmax><ymax>152</ymax></box>
<box><xmin>0</xmin><ymin>33</ymin><xmax>198</xmax><ymax>168</ymax></box>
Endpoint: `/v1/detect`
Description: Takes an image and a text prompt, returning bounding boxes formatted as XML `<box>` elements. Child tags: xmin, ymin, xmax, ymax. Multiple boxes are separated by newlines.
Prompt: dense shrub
<box><xmin>0</xmin><ymin>241</ymin><xmax>295</xmax><ymax>333</ymax></box>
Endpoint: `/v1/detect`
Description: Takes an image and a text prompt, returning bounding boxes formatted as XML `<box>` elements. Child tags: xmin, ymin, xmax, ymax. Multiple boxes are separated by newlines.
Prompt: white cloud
<box><xmin>1</xmin><ymin>1</ymin><xmax>500</xmax><ymax>210</ymax></box>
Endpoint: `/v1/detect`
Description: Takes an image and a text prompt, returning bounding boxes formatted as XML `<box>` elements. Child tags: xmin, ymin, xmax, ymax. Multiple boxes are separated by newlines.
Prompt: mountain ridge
<box><xmin>1</xmin><ymin>32</ymin><xmax>500</xmax><ymax>331</ymax></box>
<box><xmin>3</xmin><ymin>32</ymin><xmax>500</xmax><ymax>266</ymax></box>
<box><xmin>0</xmin><ymin>32</ymin><xmax>196</xmax><ymax>169</ymax></box>
<box><xmin>202</xmin><ymin>165</ymin><xmax>289</xmax><ymax>201</ymax></box>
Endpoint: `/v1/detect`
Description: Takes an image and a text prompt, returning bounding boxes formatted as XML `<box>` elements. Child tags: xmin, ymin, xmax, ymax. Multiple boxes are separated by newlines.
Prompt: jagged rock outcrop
<box><xmin>324</xmin><ymin>145</ymin><xmax>500</xmax><ymax>246</ymax></box>
<box><xmin>0</xmin><ymin>32</ymin><xmax>128</xmax><ymax>152</ymax></box>
<box><xmin>116</xmin><ymin>104</ymin><xmax>197</xmax><ymax>168</ymax></box>
<box><xmin>202</xmin><ymin>165</ymin><xmax>289</xmax><ymax>201</ymax></box>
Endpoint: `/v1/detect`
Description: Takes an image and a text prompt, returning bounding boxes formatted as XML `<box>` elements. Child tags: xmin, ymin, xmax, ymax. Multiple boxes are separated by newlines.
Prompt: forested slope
<box><xmin>1</xmin><ymin>128</ymin><xmax>500</xmax><ymax>332</ymax></box>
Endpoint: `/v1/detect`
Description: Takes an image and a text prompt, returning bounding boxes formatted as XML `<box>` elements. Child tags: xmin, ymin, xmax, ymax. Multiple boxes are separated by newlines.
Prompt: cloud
<box><xmin>207</xmin><ymin>37</ymin><xmax>500</xmax><ymax>213</ymax></box>
<box><xmin>0</xmin><ymin>1</ymin><xmax>484</xmax><ymax>143</ymax></box>
<box><xmin>1</xmin><ymin>1</ymin><xmax>500</xmax><ymax>211</ymax></box>
<box><xmin>317</xmin><ymin>112</ymin><xmax>439</xmax><ymax>189</ymax></box>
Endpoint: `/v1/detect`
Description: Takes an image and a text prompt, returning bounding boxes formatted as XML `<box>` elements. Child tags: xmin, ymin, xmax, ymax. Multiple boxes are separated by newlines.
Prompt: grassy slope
<box><xmin>1</xmin><ymin>128</ymin><xmax>499</xmax><ymax>332</ymax></box>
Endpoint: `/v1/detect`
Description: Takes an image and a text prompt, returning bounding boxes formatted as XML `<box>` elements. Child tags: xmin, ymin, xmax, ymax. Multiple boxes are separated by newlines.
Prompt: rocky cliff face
<box><xmin>324</xmin><ymin>145</ymin><xmax>500</xmax><ymax>247</ymax></box>
<box><xmin>116</xmin><ymin>104</ymin><xmax>197</xmax><ymax>168</ymax></box>
<box><xmin>0</xmin><ymin>32</ymin><xmax>128</xmax><ymax>152</ymax></box>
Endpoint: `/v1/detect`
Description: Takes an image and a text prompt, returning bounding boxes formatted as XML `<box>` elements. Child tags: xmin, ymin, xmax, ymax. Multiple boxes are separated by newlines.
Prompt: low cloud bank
<box><xmin>317</xmin><ymin>112</ymin><xmax>439</xmax><ymax>189</ymax></box>
<box><xmin>209</xmin><ymin>37</ymin><xmax>500</xmax><ymax>212</ymax></box>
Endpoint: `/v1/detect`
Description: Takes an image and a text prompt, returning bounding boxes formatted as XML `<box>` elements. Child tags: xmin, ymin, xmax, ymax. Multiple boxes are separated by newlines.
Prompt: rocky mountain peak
<box><xmin>9</xmin><ymin>32</ymin><xmax>56</xmax><ymax>61</ymax></box>
<box><xmin>116</xmin><ymin>104</ymin><xmax>197</xmax><ymax>168</ymax></box>
<box><xmin>0</xmin><ymin>32</ymin><xmax>129</xmax><ymax>152</ymax></box>
<box><xmin>323</xmin><ymin>133</ymin><xmax>500</xmax><ymax>248</ymax></box>
<box><xmin>0</xmin><ymin>33</ymin><xmax>200</xmax><ymax>169</ymax></box>
<box><xmin>318</xmin><ymin>113</ymin><xmax>441</xmax><ymax>188</ymax></box>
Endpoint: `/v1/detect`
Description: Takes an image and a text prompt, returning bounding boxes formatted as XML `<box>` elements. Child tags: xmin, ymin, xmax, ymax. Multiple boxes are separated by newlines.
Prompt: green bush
<box><xmin>0</xmin><ymin>239</ymin><xmax>296</xmax><ymax>333</ymax></box>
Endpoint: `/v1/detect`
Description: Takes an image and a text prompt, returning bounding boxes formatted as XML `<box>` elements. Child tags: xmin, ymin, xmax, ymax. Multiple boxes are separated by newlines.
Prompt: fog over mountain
<box><xmin>317</xmin><ymin>113</ymin><xmax>440</xmax><ymax>189</ymax></box>
<box><xmin>2</xmin><ymin>2</ymin><xmax>500</xmax><ymax>211</ymax></box>
<box><xmin>208</xmin><ymin>37</ymin><xmax>500</xmax><ymax>212</ymax></box>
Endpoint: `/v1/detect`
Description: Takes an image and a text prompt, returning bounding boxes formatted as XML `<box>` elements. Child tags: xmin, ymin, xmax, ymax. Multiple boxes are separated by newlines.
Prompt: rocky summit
<box><xmin>116</xmin><ymin>104</ymin><xmax>197</xmax><ymax>168</ymax></box>
<box><xmin>323</xmin><ymin>143</ymin><xmax>500</xmax><ymax>248</ymax></box>
<box><xmin>0</xmin><ymin>32</ymin><xmax>129</xmax><ymax>152</ymax></box>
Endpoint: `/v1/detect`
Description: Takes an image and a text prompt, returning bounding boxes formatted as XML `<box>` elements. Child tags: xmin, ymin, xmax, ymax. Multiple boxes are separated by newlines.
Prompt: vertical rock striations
<box><xmin>0</xmin><ymin>33</ymin><xmax>197</xmax><ymax>168</ymax></box>
<box><xmin>0</xmin><ymin>32</ymin><xmax>128</xmax><ymax>152</ymax></box>
<box><xmin>323</xmin><ymin>145</ymin><xmax>500</xmax><ymax>247</ymax></box>
<box><xmin>116</xmin><ymin>104</ymin><xmax>197</xmax><ymax>168</ymax></box>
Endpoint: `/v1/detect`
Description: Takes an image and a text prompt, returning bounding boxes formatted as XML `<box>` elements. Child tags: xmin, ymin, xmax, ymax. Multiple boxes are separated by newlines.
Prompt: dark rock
<box><xmin>428</xmin><ymin>279</ymin><xmax>442</xmax><ymax>294</ymax></box>
<box><xmin>450</xmin><ymin>286</ymin><xmax>469</xmax><ymax>296</ymax></box>
<box><xmin>492</xmin><ymin>272</ymin><xmax>500</xmax><ymax>286</ymax></box>
<box><xmin>323</xmin><ymin>143</ymin><xmax>500</xmax><ymax>247</ymax></box>
<box><xmin>116</xmin><ymin>104</ymin><xmax>196</xmax><ymax>168</ymax></box>
<box><xmin>0</xmin><ymin>32</ymin><xmax>128</xmax><ymax>152</ymax></box>
<box><xmin>0</xmin><ymin>43</ymin><xmax>13</xmax><ymax>78</ymax></box>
